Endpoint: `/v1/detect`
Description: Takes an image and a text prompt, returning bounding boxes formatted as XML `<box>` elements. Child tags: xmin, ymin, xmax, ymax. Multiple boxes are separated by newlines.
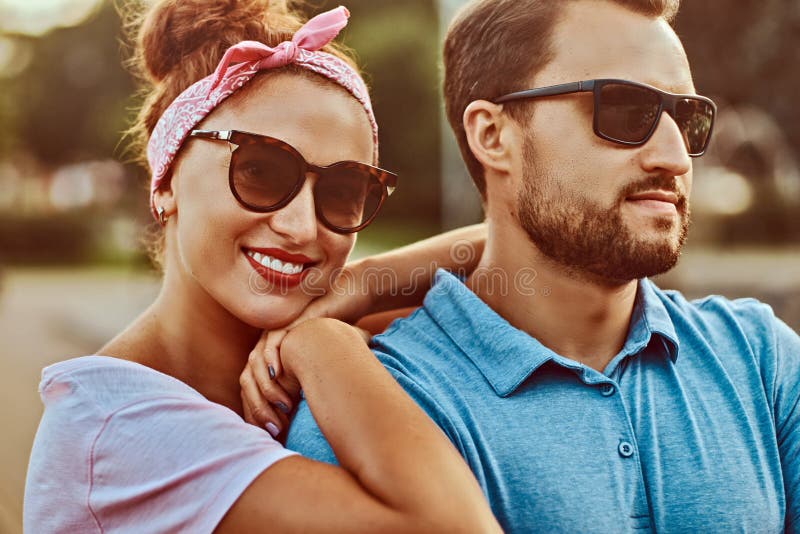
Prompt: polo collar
<box><xmin>622</xmin><ymin>278</ymin><xmax>680</xmax><ymax>363</ymax></box>
<box><xmin>422</xmin><ymin>270</ymin><xmax>680</xmax><ymax>397</ymax></box>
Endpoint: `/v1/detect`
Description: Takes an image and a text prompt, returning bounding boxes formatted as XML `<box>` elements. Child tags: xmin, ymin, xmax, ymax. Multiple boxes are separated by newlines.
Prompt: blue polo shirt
<box><xmin>286</xmin><ymin>269</ymin><xmax>800</xmax><ymax>533</ymax></box>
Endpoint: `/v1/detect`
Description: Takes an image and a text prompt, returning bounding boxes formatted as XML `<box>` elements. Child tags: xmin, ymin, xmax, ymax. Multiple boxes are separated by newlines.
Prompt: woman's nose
<box><xmin>266</xmin><ymin>175</ymin><xmax>318</xmax><ymax>246</ymax></box>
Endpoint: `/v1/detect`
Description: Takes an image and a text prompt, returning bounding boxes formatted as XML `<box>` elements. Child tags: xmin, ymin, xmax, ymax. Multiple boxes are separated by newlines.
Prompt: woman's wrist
<box><xmin>281</xmin><ymin>318</ymin><xmax>363</xmax><ymax>380</ymax></box>
<box><xmin>341</xmin><ymin>256</ymin><xmax>380</xmax><ymax>319</ymax></box>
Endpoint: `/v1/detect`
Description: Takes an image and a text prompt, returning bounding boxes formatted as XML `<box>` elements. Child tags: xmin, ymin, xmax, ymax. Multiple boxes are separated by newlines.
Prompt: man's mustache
<box><xmin>619</xmin><ymin>175</ymin><xmax>688</xmax><ymax>209</ymax></box>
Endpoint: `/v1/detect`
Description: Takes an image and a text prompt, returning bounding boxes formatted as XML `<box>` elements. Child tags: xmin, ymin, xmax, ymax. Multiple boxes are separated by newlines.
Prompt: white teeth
<box><xmin>247</xmin><ymin>250</ymin><xmax>304</xmax><ymax>275</ymax></box>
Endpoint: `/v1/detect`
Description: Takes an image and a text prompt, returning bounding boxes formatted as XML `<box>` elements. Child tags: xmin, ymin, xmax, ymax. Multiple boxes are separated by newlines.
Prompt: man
<box><xmin>287</xmin><ymin>0</ymin><xmax>800</xmax><ymax>531</ymax></box>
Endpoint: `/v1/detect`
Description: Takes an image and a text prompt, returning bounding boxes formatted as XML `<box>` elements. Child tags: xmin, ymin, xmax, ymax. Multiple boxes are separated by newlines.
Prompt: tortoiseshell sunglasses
<box><xmin>190</xmin><ymin>130</ymin><xmax>397</xmax><ymax>233</ymax></box>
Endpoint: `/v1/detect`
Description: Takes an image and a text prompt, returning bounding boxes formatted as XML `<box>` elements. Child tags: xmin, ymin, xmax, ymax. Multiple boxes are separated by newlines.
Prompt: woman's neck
<box><xmin>101</xmin><ymin>268</ymin><xmax>261</xmax><ymax>415</ymax></box>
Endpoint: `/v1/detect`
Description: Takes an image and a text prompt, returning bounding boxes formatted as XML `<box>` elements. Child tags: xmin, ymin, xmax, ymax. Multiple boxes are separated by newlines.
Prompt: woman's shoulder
<box><xmin>26</xmin><ymin>356</ymin><xmax>296</xmax><ymax>533</ymax></box>
<box><xmin>39</xmin><ymin>354</ymin><xmax>203</xmax><ymax>416</ymax></box>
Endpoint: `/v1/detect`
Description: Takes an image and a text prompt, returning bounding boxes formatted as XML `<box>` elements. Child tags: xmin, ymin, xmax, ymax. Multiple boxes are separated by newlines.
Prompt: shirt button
<box><xmin>618</xmin><ymin>441</ymin><xmax>635</xmax><ymax>458</ymax></box>
<box><xmin>600</xmin><ymin>384</ymin><xmax>616</xmax><ymax>397</ymax></box>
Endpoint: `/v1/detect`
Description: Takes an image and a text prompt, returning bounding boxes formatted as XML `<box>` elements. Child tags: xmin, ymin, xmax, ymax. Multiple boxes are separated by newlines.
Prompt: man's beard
<box><xmin>516</xmin><ymin>143</ymin><xmax>690</xmax><ymax>285</ymax></box>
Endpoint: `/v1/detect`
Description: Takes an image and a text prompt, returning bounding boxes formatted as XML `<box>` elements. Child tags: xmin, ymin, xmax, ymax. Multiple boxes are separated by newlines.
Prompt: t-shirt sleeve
<box><xmin>772</xmin><ymin>317</ymin><xmax>800</xmax><ymax>532</ymax></box>
<box><xmin>89</xmin><ymin>395</ymin><xmax>297</xmax><ymax>533</ymax></box>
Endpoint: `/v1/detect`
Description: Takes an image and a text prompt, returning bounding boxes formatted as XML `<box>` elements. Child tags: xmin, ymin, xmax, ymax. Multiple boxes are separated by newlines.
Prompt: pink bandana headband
<box><xmin>146</xmin><ymin>5</ymin><xmax>378</xmax><ymax>220</ymax></box>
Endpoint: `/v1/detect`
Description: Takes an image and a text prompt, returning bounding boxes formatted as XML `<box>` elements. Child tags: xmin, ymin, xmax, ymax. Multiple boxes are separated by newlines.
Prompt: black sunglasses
<box><xmin>493</xmin><ymin>78</ymin><xmax>716</xmax><ymax>157</ymax></box>
<box><xmin>189</xmin><ymin>130</ymin><xmax>397</xmax><ymax>233</ymax></box>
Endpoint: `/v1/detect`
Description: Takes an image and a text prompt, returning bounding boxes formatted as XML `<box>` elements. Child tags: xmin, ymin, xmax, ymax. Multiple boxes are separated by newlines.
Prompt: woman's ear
<box><xmin>152</xmin><ymin>182</ymin><xmax>177</xmax><ymax>220</ymax></box>
<box><xmin>463</xmin><ymin>100</ymin><xmax>517</xmax><ymax>178</ymax></box>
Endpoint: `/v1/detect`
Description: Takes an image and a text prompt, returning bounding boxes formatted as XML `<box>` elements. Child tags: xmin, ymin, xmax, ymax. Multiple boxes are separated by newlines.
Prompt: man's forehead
<box><xmin>537</xmin><ymin>0</ymin><xmax>695</xmax><ymax>94</ymax></box>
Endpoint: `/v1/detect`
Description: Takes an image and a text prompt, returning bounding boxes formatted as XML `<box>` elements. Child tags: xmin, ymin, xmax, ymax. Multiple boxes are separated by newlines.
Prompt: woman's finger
<box><xmin>263</xmin><ymin>329</ymin><xmax>288</xmax><ymax>378</ymax></box>
<box><xmin>247</xmin><ymin>347</ymin><xmax>294</xmax><ymax>414</ymax></box>
<box><xmin>239</xmin><ymin>366</ymin><xmax>288</xmax><ymax>436</ymax></box>
<box><xmin>241</xmin><ymin>390</ymin><xmax>256</xmax><ymax>426</ymax></box>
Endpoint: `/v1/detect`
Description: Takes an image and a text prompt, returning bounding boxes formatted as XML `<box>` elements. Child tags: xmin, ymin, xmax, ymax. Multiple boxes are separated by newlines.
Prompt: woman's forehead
<box><xmin>203</xmin><ymin>73</ymin><xmax>374</xmax><ymax>165</ymax></box>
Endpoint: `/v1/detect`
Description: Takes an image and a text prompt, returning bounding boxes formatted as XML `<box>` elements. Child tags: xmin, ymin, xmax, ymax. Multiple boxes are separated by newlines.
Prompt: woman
<box><xmin>23</xmin><ymin>1</ymin><xmax>499</xmax><ymax>532</ymax></box>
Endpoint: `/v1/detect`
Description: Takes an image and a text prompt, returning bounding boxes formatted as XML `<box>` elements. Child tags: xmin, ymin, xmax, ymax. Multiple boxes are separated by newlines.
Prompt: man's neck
<box><xmin>467</xmin><ymin>219</ymin><xmax>638</xmax><ymax>372</ymax></box>
<box><xmin>101</xmin><ymin>265</ymin><xmax>260</xmax><ymax>415</ymax></box>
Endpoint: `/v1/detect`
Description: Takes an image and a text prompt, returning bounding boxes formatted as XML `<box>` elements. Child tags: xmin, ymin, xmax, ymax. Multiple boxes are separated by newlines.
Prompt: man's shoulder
<box><xmin>371</xmin><ymin>305</ymin><xmax>455</xmax><ymax>365</ymax></box>
<box><xmin>369</xmin><ymin>303</ymin><xmax>482</xmax><ymax>400</ymax></box>
<box><xmin>651</xmin><ymin>283</ymin><xmax>792</xmax><ymax>358</ymax></box>
<box><xmin>655</xmin><ymin>285</ymin><xmax>779</xmax><ymax>331</ymax></box>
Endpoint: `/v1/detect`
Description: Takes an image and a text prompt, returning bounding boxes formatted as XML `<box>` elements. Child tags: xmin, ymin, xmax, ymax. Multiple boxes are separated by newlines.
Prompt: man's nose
<box><xmin>639</xmin><ymin>111</ymin><xmax>692</xmax><ymax>177</ymax></box>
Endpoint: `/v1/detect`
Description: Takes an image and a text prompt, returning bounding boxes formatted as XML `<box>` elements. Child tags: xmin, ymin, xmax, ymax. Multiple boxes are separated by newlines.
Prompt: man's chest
<box><xmin>447</xmin><ymin>360</ymin><xmax>785</xmax><ymax>532</ymax></box>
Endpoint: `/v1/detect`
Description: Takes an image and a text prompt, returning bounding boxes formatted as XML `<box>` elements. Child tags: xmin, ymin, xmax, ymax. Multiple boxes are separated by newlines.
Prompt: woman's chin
<box><xmin>236</xmin><ymin>296</ymin><xmax>311</xmax><ymax>331</ymax></box>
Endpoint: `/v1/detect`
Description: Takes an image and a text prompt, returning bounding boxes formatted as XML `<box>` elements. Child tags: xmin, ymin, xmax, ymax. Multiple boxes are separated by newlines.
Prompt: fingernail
<box><xmin>265</xmin><ymin>422</ymin><xmax>280</xmax><ymax>438</ymax></box>
<box><xmin>268</xmin><ymin>365</ymin><xmax>276</xmax><ymax>379</ymax></box>
<box><xmin>273</xmin><ymin>401</ymin><xmax>290</xmax><ymax>414</ymax></box>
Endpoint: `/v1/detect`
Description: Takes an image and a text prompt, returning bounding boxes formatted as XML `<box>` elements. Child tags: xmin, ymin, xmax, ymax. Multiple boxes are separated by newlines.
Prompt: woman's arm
<box><xmin>296</xmin><ymin>223</ymin><xmax>486</xmax><ymax>326</ymax></box>
<box><xmin>219</xmin><ymin>318</ymin><xmax>500</xmax><ymax>533</ymax></box>
<box><xmin>352</xmin><ymin>222</ymin><xmax>486</xmax><ymax>316</ymax></box>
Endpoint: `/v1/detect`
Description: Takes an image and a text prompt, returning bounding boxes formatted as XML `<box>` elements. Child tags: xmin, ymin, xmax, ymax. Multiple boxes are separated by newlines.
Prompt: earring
<box><xmin>156</xmin><ymin>206</ymin><xmax>168</xmax><ymax>226</ymax></box>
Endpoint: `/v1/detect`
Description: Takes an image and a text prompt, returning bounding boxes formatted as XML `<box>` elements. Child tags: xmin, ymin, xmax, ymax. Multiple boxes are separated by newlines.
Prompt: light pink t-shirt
<box><xmin>24</xmin><ymin>356</ymin><xmax>297</xmax><ymax>533</ymax></box>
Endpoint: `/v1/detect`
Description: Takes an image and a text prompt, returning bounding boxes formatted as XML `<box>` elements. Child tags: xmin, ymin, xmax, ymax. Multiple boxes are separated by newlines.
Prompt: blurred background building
<box><xmin>0</xmin><ymin>0</ymin><xmax>798</xmax><ymax>531</ymax></box>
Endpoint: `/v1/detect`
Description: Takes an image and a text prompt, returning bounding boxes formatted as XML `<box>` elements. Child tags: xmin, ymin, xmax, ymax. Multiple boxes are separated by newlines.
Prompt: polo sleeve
<box><xmin>772</xmin><ymin>317</ymin><xmax>800</xmax><ymax>532</ymax></box>
<box><xmin>89</xmin><ymin>395</ymin><xmax>297</xmax><ymax>533</ymax></box>
<box><xmin>285</xmin><ymin>399</ymin><xmax>339</xmax><ymax>464</ymax></box>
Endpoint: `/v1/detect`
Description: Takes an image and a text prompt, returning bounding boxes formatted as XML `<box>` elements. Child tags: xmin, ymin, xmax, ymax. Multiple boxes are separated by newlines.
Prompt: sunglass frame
<box><xmin>493</xmin><ymin>78</ymin><xmax>717</xmax><ymax>157</ymax></box>
<box><xmin>189</xmin><ymin>129</ymin><xmax>397</xmax><ymax>233</ymax></box>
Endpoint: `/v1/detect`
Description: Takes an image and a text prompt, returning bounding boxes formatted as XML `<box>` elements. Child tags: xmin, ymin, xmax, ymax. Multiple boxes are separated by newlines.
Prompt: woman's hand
<box><xmin>240</xmin><ymin>318</ymin><xmax>370</xmax><ymax>439</ymax></box>
<box><xmin>240</xmin><ymin>329</ymin><xmax>300</xmax><ymax>440</ymax></box>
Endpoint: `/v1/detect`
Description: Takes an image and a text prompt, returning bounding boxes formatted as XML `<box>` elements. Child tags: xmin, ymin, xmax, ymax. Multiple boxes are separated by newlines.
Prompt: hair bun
<box><xmin>123</xmin><ymin>0</ymin><xmax>357</xmax><ymax>185</ymax></box>
<box><xmin>135</xmin><ymin>0</ymin><xmax>295</xmax><ymax>85</ymax></box>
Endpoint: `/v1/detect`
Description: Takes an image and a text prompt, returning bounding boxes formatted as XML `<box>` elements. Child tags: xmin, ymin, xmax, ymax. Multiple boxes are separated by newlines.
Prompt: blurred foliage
<box><xmin>0</xmin><ymin>211</ymin><xmax>96</xmax><ymax>265</ymax></box>
<box><xmin>306</xmin><ymin>0</ymin><xmax>443</xmax><ymax>222</ymax></box>
<box><xmin>675</xmin><ymin>1</ymin><xmax>800</xmax><ymax>153</ymax></box>
<box><xmin>0</xmin><ymin>3</ymin><xmax>136</xmax><ymax>165</ymax></box>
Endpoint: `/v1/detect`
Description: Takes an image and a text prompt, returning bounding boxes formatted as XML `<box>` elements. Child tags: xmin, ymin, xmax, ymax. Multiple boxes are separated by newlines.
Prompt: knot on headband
<box><xmin>208</xmin><ymin>6</ymin><xmax>350</xmax><ymax>95</ymax></box>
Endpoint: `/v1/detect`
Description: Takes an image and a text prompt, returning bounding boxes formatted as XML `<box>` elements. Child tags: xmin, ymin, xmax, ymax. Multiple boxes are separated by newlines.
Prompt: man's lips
<box><xmin>626</xmin><ymin>190</ymin><xmax>680</xmax><ymax>204</ymax></box>
<box><xmin>625</xmin><ymin>190</ymin><xmax>682</xmax><ymax>216</ymax></box>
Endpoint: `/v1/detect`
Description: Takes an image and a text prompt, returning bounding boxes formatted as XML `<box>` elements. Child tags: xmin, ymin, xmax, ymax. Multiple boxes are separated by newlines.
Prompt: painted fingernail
<box><xmin>273</xmin><ymin>401</ymin><xmax>290</xmax><ymax>414</ymax></box>
<box><xmin>268</xmin><ymin>365</ymin><xmax>276</xmax><ymax>379</ymax></box>
<box><xmin>265</xmin><ymin>422</ymin><xmax>280</xmax><ymax>438</ymax></box>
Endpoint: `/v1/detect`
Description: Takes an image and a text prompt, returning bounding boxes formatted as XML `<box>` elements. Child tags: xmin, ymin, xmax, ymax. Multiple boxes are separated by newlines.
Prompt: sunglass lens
<box><xmin>315</xmin><ymin>165</ymin><xmax>384</xmax><ymax>231</ymax></box>
<box><xmin>597</xmin><ymin>83</ymin><xmax>661</xmax><ymax>143</ymax></box>
<box><xmin>675</xmin><ymin>98</ymin><xmax>714</xmax><ymax>155</ymax></box>
<box><xmin>231</xmin><ymin>141</ymin><xmax>301</xmax><ymax>209</ymax></box>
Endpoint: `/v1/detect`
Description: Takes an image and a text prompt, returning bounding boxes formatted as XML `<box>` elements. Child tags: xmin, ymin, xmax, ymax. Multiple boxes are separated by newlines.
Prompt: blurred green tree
<box><xmin>0</xmin><ymin>2</ymin><xmax>135</xmax><ymax>166</ymax></box>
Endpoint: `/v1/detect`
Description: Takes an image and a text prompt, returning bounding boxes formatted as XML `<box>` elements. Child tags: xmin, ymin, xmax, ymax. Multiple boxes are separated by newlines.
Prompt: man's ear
<box><xmin>463</xmin><ymin>100</ymin><xmax>517</xmax><ymax>178</ymax></box>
